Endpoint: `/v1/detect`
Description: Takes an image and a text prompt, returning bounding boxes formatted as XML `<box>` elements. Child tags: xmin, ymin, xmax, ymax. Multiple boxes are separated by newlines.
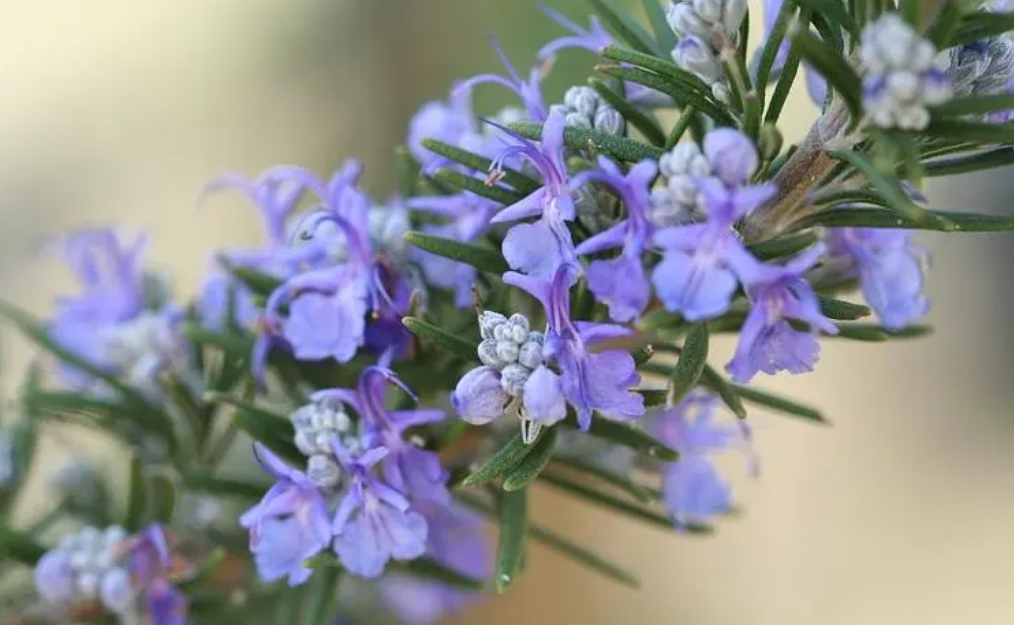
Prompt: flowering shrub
<box><xmin>3</xmin><ymin>1</ymin><xmax>1014</xmax><ymax>623</ymax></box>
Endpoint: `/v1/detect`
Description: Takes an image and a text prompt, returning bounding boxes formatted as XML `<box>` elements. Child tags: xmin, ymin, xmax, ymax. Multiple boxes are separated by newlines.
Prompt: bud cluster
<box><xmin>477</xmin><ymin>311</ymin><xmax>544</xmax><ymax>396</ymax></box>
<box><xmin>650</xmin><ymin>140</ymin><xmax>715</xmax><ymax>226</ymax></box>
<box><xmin>35</xmin><ymin>526</ymin><xmax>132</xmax><ymax>613</ymax></box>
<box><xmin>667</xmin><ymin>0</ymin><xmax>748</xmax><ymax>104</ymax></box>
<box><xmin>550</xmin><ymin>86</ymin><xmax>624</xmax><ymax>135</ymax></box>
<box><xmin>861</xmin><ymin>14</ymin><xmax>952</xmax><ymax>130</ymax></box>
<box><xmin>290</xmin><ymin>399</ymin><xmax>357</xmax><ymax>489</ymax></box>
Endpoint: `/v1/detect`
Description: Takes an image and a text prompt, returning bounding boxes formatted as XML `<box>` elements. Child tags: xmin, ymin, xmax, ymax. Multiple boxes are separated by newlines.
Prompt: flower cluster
<box><xmin>33</xmin><ymin>525</ymin><xmax>186</xmax><ymax>625</ymax></box>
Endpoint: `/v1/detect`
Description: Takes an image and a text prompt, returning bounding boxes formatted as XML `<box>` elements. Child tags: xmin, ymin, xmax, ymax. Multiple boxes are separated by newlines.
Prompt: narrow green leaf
<box><xmin>403</xmin><ymin>231</ymin><xmax>508</xmax><ymax>275</ymax></box>
<box><xmin>796</xmin><ymin>0</ymin><xmax>860</xmax><ymax>40</ymax></box>
<box><xmin>395</xmin><ymin>146</ymin><xmax>420</xmax><ymax>198</ymax></box>
<box><xmin>300</xmin><ymin>565</ymin><xmax>341</xmax><ymax>625</ymax></box>
<box><xmin>924</xmin><ymin>119</ymin><xmax>1014</xmax><ymax>144</ymax></box>
<box><xmin>217</xmin><ymin>257</ymin><xmax>282</xmax><ymax>298</ymax></box>
<box><xmin>149</xmin><ymin>473</ymin><xmax>177</xmax><ymax>524</ymax></box>
<box><xmin>205</xmin><ymin>393</ymin><xmax>302</xmax><ymax>466</ymax></box>
<box><xmin>812</xmin><ymin>187</ymin><xmax>891</xmax><ymax>207</ymax></box>
<box><xmin>125</xmin><ymin>454</ymin><xmax>147</xmax><ymax>531</ymax></box>
<box><xmin>503</xmin><ymin>428</ymin><xmax>558</xmax><ymax>491</ymax></box>
<box><xmin>177</xmin><ymin>547</ymin><xmax>227</xmax><ymax>592</ymax></box>
<box><xmin>538</xmin><ymin>471</ymin><xmax>687</xmax><ymax>532</ymax></box>
<box><xmin>638</xmin><ymin>308</ymin><xmax>682</xmax><ymax>331</ymax></box>
<box><xmin>817</xmin><ymin>296</ymin><xmax>871</xmax><ymax>320</ymax></box>
<box><xmin>730</xmin><ymin>384</ymin><xmax>828</xmax><ymax>424</ymax></box>
<box><xmin>950</xmin><ymin>11</ymin><xmax>1014</xmax><ymax>47</ymax></box>
<box><xmin>463</xmin><ymin>433</ymin><xmax>537</xmax><ymax>486</ymax></box>
<box><xmin>526</xmin><ymin>522</ymin><xmax>639</xmax><ymax>587</ymax></box>
<box><xmin>829</xmin><ymin>150</ymin><xmax>953</xmax><ymax>229</ymax></box>
<box><xmin>789</xmin><ymin>27</ymin><xmax>862</xmax><ymax>121</ymax></box>
<box><xmin>925</xmin><ymin>0</ymin><xmax>965</xmax><ymax>47</ymax></box>
<box><xmin>664</xmin><ymin>106</ymin><xmax>697</xmax><ymax>149</ymax></box>
<box><xmin>588</xmin><ymin>0</ymin><xmax>661</xmax><ymax>56</ymax></box>
<box><xmin>421</xmin><ymin>139</ymin><xmax>540</xmax><ymax>194</ymax></box>
<box><xmin>641</xmin><ymin>0</ymin><xmax>678</xmax><ymax>52</ymax></box>
<box><xmin>755</xmin><ymin>0</ymin><xmax>795</xmax><ymax>96</ymax></box>
<box><xmin>669</xmin><ymin>324</ymin><xmax>710</xmax><ymax>408</ymax></box>
<box><xmin>510</xmin><ymin>121</ymin><xmax>665</xmax><ymax>162</ymax></box>
<box><xmin>637</xmin><ymin>389</ymin><xmax>668</xmax><ymax>406</ymax></box>
<box><xmin>561</xmin><ymin>412</ymin><xmax>678</xmax><ymax>461</ymax></box>
<box><xmin>394</xmin><ymin>557</ymin><xmax>485</xmax><ymax>591</ymax></box>
<box><xmin>765</xmin><ymin>9</ymin><xmax>809</xmax><ymax>124</ymax></box>
<box><xmin>552</xmin><ymin>457</ymin><xmax>660</xmax><ymax>502</ymax></box>
<box><xmin>432</xmin><ymin>170</ymin><xmax>521</xmax><ymax>205</ymax></box>
<box><xmin>590</xmin><ymin>79</ymin><xmax>666</xmax><ymax>146</ymax></box>
<box><xmin>699</xmin><ymin>365</ymin><xmax>748</xmax><ymax>418</ymax></box>
<box><xmin>747</xmin><ymin>231</ymin><xmax>819</xmax><ymax>260</ymax></box>
<box><xmin>402</xmin><ymin>316</ymin><xmax>478</xmax><ymax>360</ymax></box>
<box><xmin>832</xmin><ymin>323</ymin><xmax>933</xmax><ymax>341</ymax></box>
<box><xmin>632</xmin><ymin>344</ymin><xmax>655</xmax><ymax>367</ymax></box>
<box><xmin>182</xmin><ymin>325</ymin><xmax>254</xmax><ymax>359</ymax></box>
<box><xmin>600</xmin><ymin>46</ymin><xmax>712</xmax><ymax>96</ymax></box>
<box><xmin>596</xmin><ymin>64</ymin><xmax>736</xmax><ymax>125</ymax></box>
<box><xmin>182</xmin><ymin>473</ymin><xmax>269</xmax><ymax>500</ymax></box>
<box><xmin>924</xmin><ymin>147</ymin><xmax>1014</xmax><ymax>177</ymax></box>
<box><xmin>795</xmin><ymin>207</ymin><xmax>1014</xmax><ymax>232</ymax></box>
<box><xmin>495</xmin><ymin>489</ymin><xmax>528</xmax><ymax>593</ymax></box>
<box><xmin>0</xmin><ymin>524</ymin><xmax>46</xmax><ymax>565</ymax></box>
<box><xmin>931</xmin><ymin>94</ymin><xmax>1014</xmax><ymax>117</ymax></box>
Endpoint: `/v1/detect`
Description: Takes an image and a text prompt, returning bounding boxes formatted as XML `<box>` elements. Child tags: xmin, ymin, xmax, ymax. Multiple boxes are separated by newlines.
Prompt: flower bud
<box><xmin>703</xmin><ymin>128</ymin><xmax>758</xmax><ymax>186</ymax></box>
<box><xmin>564</xmin><ymin>86</ymin><xmax>600</xmax><ymax>117</ymax></box>
<box><xmin>673</xmin><ymin>36</ymin><xmax>724</xmax><ymax>85</ymax></box>
<box><xmin>34</xmin><ymin>551</ymin><xmax>77</xmax><ymax>605</ymax></box>
<box><xmin>593</xmin><ymin>106</ymin><xmax>625</xmax><ymax>135</ymax></box>
<box><xmin>500</xmin><ymin>363</ymin><xmax>532</xmax><ymax>396</ymax></box>
<box><xmin>478</xmin><ymin>311</ymin><xmax>508</xmax><ymax>341</ymax></box>
<box><xmin>518</xmin><ymin>340</ymin><xmax>544</xmax><ymax>369</ymax></box>
<box><xmin>307</xmin><ymin>453</ymin><xmax>342</xmax><ymax>489</ymax></box>
<box><xmin>478</xmin><ymin>339</ymin><xmax>503</xmax><ymax>367</ymax></box>
<box><xmin>565</xmin><ymin>111</ymin><xmax>593</xmax><ymax>129</ymax></box>
<box><xmin>100</xmin><ymin>567</ymin><xmax>134</xmax><ymax>614</ymax></box>
<box><xmin>495</xmin><ymin>340</ymin><xmax>520</xmax><ymax>364</ymax></box>
<box><xmin>451</xmin><ymin>366</ymin><xmax>509</xmax><ymax>425</ymax></box>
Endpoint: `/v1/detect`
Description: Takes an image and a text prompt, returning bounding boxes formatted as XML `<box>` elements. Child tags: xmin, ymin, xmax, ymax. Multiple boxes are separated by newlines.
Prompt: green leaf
<box><xmin>182</xmin><ymin>325</ymin><xmax>254</xmax><ymax>359</ymax></box>
<box><xmin>596</xmin><ymin>63</ymin><xmax>735</xmax><ymax>126</ymax></box>
<box><xmin>182</xmin><ymin>473</ymin><xmax>269</xmax><ymax>500</ymax></box>
<box><xmin>668</xmin><ymin>324</ymin><xmax>710</xmax><ymax>408</ymax></box>
<box><xmin>527</xmin><ymin>522</ymin><xmax>639</xmax><ymax>587</ymax></box>
<box><xmin>924</xmin><ymin>119</ymin><xmax>1014</xmax><ymax>145</ymax></box>
<box><xmin>765</xmin><ymin>9</ymin><xmax>809</xmax><ymax>124</ymax></box>
<box><xmin>829</xmin><ymin>150</ymin><xmax>953</xmax><ymax>229</ymax></box>
<box><xmin>205</xmin><ymin>393</ymin><xmax>302</xmax><ymax>466</ymax></box>
<box><xmin>503</xmin><ymin>428</ymin><xmax>558</xmax><ymax>491</ymax></box>
<box><xmin>588</xmin><ymin>0</ymin><xmax>661</xmax><ymax>56</ymax></box>
<box><xmin>924</xmin><ymin>147</ymin><xmax>1014</xmax><ymax>177</ymax></box>
<box><xmin>832</xmin><ymin>323</ymin><xmax>933</xmax><ymax>341</ymax></box>
<box><xmin>950</xmin><ymin>11</ymin><xmax>1014</xmax><ymax>47</ymax></box>
<box><xmin>431</xmin><ymin>169</ymin><xmax>522</xmax><ymax>205</ymax></box>
<box><xmin>637</xmin><ymin>389</ymin><xmax>668</xmax><ymax>406</ymax></box>
<box><xmin>561</xmin><ymin>412</ymin><xmax>678</xmax><ymax>461</ymax></box>
<box><xmin>552</xmin><ymin>457</ymin><xmax>659</xmax><ymax>503</ymax></box>
<box><xmin>463</xmin><ymin>433</ymin><xmax>537</xmax><ymax>486</ymax></box>
<box><xmin>747</xmin><ymin>231</ymin><xmax>820</xmax><ymax>260</ymax></box>
<box><xmin>510</xmin><ymin>121</ymin><xmax>665</xmax><ymax>163</ymax></box>
<box><xmin>795</xmin><ymin>207</ymin><xmax>1014</xmax><ymax>232</ymax></box>
<box><xmin>600</xmin><ymin>46</ymin><xmax>712</xmax><ymax>96</ymax></box>
<box><xmin>394</xmin><ymin>557</ymin><xmax>485</xmax><ymax>591</ymax></box>
<box><xmin>664</xmin><ymin>106</ymin><xmax>697</xmax><ymax>149</ymax></box>
<box><xmin>817</xmin><ymin>296</ymin><xmax>871</xmax><ymax>320</ymax></box>
<box><xmin>788</xmin><ymin>27</ymin><xmax>862</xmax><ymax>121</ymax></box>
<box><xmin>925</xmin><ymin>0</ymin><xmax>965</xmax><ymax>48</ymax></box>
<box><xmin>124</xmin><ymin>454</ymin><xmax>147</xmax><ymax>531</ymax></box>
<box><xmin>0</xmin><ymin>301</ymin><xmax>178</xmax><ymax>449</ymax></box>
<box><xmin>421</xmin><ymin>139</ymin><xmax>540</xmax><ymax>194</ymax></box>
<box><xmin>300</xmin><ymin>565</ymin><xmax>341</xmax><ymax>625</ymax></box>
<box><xmin>632</xmin><ymin>344</ymin><xmax>655</xmax><ymax>367</ymax></box>
<box><xmin>641</xmin><ymin>0</ymin><xmax>677</xmax><ymax>52</ymax></box>
<box><xmin>0</xmin><ymin>524</ymin><xmax>46</xmax><ymax>565</ymax></box>
<box><xmin>795</xmin><ymin>0</ymin><xmax>860</xmax><ymax>40</ymax></box>
<box><xmin>402</xmin><ymin>316</ymin><xmax>478</xmax><ymax>360</ymax></box>
<box><xmin>637</xmin><ymin>308</ymin><xmax>682</xmax><ymax>331</ymax></box>
<box><xmin>403</xmin><ymin>231</ymin><xmax>508</xmax><ymax>275</ymax></box>
<box><xmin>395</xmin><ymin>146</ymin><xmax>420</xmax><ymax>198</ymax></box>
<box><xmin>495</xmin><ymin>488</ymin><xmax>528</xmax><ymax>593</ymax></box>
<box><xmin>731</xmin><ymin>384</ymin><xmax>828</xmax><ymax>424</ymax></box>
<box><xmin>177</xmin><ymin>547</ymin><xmax>227</xmax><ymax>592</ymax></box>
<box><xmin>149</xmin><ymin>473</ymin><xmax>177</xmax><ymax>524</ymax></box>
<box><xmin>931</xmin><ymin>94</ymin><xmax>1014</xmax><ymax>117</ymax></box>
<box><xmin>217</xmin><ymin>257</ymin><xmax>282</xmax><ymax>298</ymax></box>
<box><xmin>755</xmin><ymin>0</ymin><xmax>796</xmax><ymax>97</ymax></box>
<box><xmin>699</xmin><ymin>365</ymin><xmax>748</xmax><ymax>418</ymax></box>
<box><xmin>589</xmin><ymin>79</ymin><xmax>666</xmax><ymax>146</ymax></box>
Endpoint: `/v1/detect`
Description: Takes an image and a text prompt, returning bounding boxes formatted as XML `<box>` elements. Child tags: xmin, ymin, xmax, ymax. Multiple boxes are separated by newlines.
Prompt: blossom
<box><xmin>537</xmin><ymin>5</ymin><xmax>612</xmax><ymax>61</ymax></box>
<box><xmin>408</xmin><ymin>87</ymin><xmax>480</xmax><ymax>173</ymax></box>
<box><xmin>456</xmin><ymin>39</ymin><xmax>547</xmax><ymax>122</ymax></box>
<box><xmin>240</xmin><ymin>443</ymin><xmax>332</xmax><ymax>586</ymax></box>
<box><xmin>489</xmin><ymin>109</ymin><xmax>579</xmax><ymax>280</ymax></box>
<box><xmin>654</xmin><ymin>392</ymin><xmax>750</xmax><ymax>527</ymax></box>
<box><xmin>125</xmin><ymin>526</ymin><xmax>188</xmax><ymax>625</ymax></box>
<box><xmin>34</xmin><ymin>551</ymin><xmax>77</xmax><ymax>604</ymax></box>
<box><xmin>573</xmin><ymin>156</ymin><xmax>658</xmax><ymax>322</ymax></box>
<box><xmin>504</xmin><ymin>267</ymin><xmax>644</xmax><ymax>429</ymax></box>
<box><xmin>727</xmin><ymin>244</ymin><xmax>839</xmax><ymax>383</ymax></box>
<box><xmin>330</xmin><ymin>442</ymin><xmax>428</xmax><ymax>579</ymax></box>
<box><xmin>652</xmin><ymin>178</ymin><xmax>775</xmax><ymax>320</ymax></box>
<box><xmin>827</xmin><ymin>228</ymin><xmax>930</xmax><ymax>330</ymax></box>
<box><xmin>550</xmin><ymin>86</ymin><xmax>624</xmax><ymax>135</ymax></box>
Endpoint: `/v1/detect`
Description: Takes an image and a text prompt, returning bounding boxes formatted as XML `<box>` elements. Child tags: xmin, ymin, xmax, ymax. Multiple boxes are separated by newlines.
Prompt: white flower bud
<box><xmin>518</xmin><ymin>340</ymin><xmax>544</xmax><ymax>369</ymax></box>
<box><xmin>307</xmin><ymin>454</ymin><xmax>342</xmax><ymax>489</ymax></box>
<box><xmin>564</xmin><ymin>86</ymin><xmax>600</xmax><ymax>117</ymax></box>
<box><xmin>659</xmin><ymin>141</ymin><xmax>711</xmax><ymax>178</ymax></box>
<box><xmin>673</xmin><ymin>36</ymin><xmax>724</xmax><ymax>85</ymax></box>
<box><xmin>478</xmin><ymin>311</ymin><xmax>508</xmax><ymax>341</ymax></box>
<box><xmin>103</xmin><ymin>526</ymin><xmax>127</xmax><ymax>547</ymax></box>
<box><xmin>99</xmin><ymin>568</ymin><xmax>134</xmax><ymax>613</ymax></box>
<box><xmin>505</xmin><ymin>318</ymin><xmax>530</xmax><ymax>343</ymax></box>
<box><xmin>593</xmin><ymin>107</ymin><xmax>625</xmax><ymax>135</ymax></box>
<box><xmin>69</xmin><ymin>550</ymin><xmax>91</xmax><ymax>571</ymax></box>
<box><xmin>79</xmin><ymin>527</ymin><xmax>101</xmax><ymax>546</ymax></box>
<box><xmin>565</xmin><ymin>111</ymin><xmax>593</xmax><ymax>129</ymax></box>
<box><xmin>77</xmin><ymin>573</ymin><xmax>100</xmax><ymax>599</ymax></box>
<box><xmin>478</xmin><ymin>339</ymin><xmax>503</xmax><ymax>368</ymax></box>
<box><xmin>500</xmin><ymin>363</ymin><xmax>531</xmax><ymax>396</ymax></box>
<box><xmin>314</xmin><ymin>432</ymin><xmax>332</xmax><ymax>453</ymax></box>
<box><xmin>294</xmin><ymin>429</ymin><xmax>317</xmax><ymax>456</ymax></box>
<box><xmin>667</xmin><ymin>2</ymin><xmax>707</xmax><ymax>38</ymax></box>
<box><xmin>495</xmin><ymin>340</ymin><xmax>520</xmax><ymax>364</ymax></box>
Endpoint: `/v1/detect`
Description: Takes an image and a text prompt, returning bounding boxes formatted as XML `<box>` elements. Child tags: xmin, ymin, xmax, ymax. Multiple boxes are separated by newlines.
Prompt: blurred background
<box><xmin>0</xmin><ymin>1</ymin><xmax>1012</xmax><ymax>624</ymax></box>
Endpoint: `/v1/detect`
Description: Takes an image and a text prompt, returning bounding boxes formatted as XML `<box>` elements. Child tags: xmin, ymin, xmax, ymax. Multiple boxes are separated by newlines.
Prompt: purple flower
<box><xmin>537</xmin><ymin>5</ymin><xmax>613</xmax><ymax>61</ymax></box>
<box><xmin>703</xmin><ymin>128</ymin><xmax>759</xmax><ymax>187</ymax></box>
<box><xmin>727</xmin><ymin>244</ymin><xmax>839</xmax><ymax>383</ymax></box>
<box><xmin>408</xmin><ymin>193</ymin><xmax>499</xmax><ymax>307</ymax></box>
<box><xmin>489</xmin><ymin>110</ymin><xmax>579</xmax><ymax>280</ymax></box>
<box><xmin>573</xmin><ymin>156</ymin><xmax>658</xmax><ymax>322</ymax></box>
<box><xmin>34</xmin><ymin>551</ymin><xmax>76</xmax><ymax>604</ymax></box>
<box><xmin>330</xmin><ymin>442</ymin><xmax>428</xmax><ymax>579</ymax></box>
<box><xmin>201</xmin><ymin>167</ymin><xmax>309</xmax><ymax>248</ymax></box>
<box><xmin>196</xmin><ymin>270</ymin><xmax>261</xmax><ymax>331</ymax></box>
<box><xmin>378</xmin><ymin>502</ymin><xmax>491</xmax><ymax>624</ymax></box>
<box><xmin>457</xmin><ymin>39</ymin><xmax>547</xmax><ymax>122</ymax></box>
<box><xmin>312</xmin><ymin>365</ymin><xmax>450</xmax><ymax>504</ymax></box>
<box><xmin>504</xmin><ymin>267</ymin><xmax>644</xmax><ymax>429</ymax></box>
<box><xmin>652</xmin><ymin>179</ymin><xmax>776</xmax><ymax>320</ymax></box>
<box><xmin>654</xmin><ymin>392</ymin><xmax>748</xmax><ymax>527</ymax></box>
<box><xmin>408</xmin><ymin>87</ymin><xmax>480</xmax><ymax>174</ymax></box>
<box><xmin>144</xmin><ymin>581</ymin><xmax>188</xmax><ymax>625</ymax></box>
<box><xmin>124</xmin><ymin>526</ymin><xmax>189</xmax><ymax>625</ymax></box>
<box><xmin>827</xmin><ymin>228</ymin><xmax>929</xmax><ymax>330</ymax></box>
<box><xmin>451</xmin><ymin>365</ymin><xmax>512</xmax><ymax>425</ymax></box>
<box><xmin>240</xmin><ymin>443</ymin><xmax>332</xmax><ymax>586</ymax></box>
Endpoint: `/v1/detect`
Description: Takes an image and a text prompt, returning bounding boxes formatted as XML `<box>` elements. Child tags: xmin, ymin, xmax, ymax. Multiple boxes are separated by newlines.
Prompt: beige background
<box><xmin>1</xmin><ymin>2</ymin><xmax>1012</xmax><ymax>624</ymax></box>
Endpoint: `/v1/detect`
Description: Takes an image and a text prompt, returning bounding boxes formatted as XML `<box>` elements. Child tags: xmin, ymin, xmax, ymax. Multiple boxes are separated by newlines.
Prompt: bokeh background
<box><xmin>1</xmin><ymin>1</ymin><xmax>1012</xmax><ymax>624</ymax></box>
